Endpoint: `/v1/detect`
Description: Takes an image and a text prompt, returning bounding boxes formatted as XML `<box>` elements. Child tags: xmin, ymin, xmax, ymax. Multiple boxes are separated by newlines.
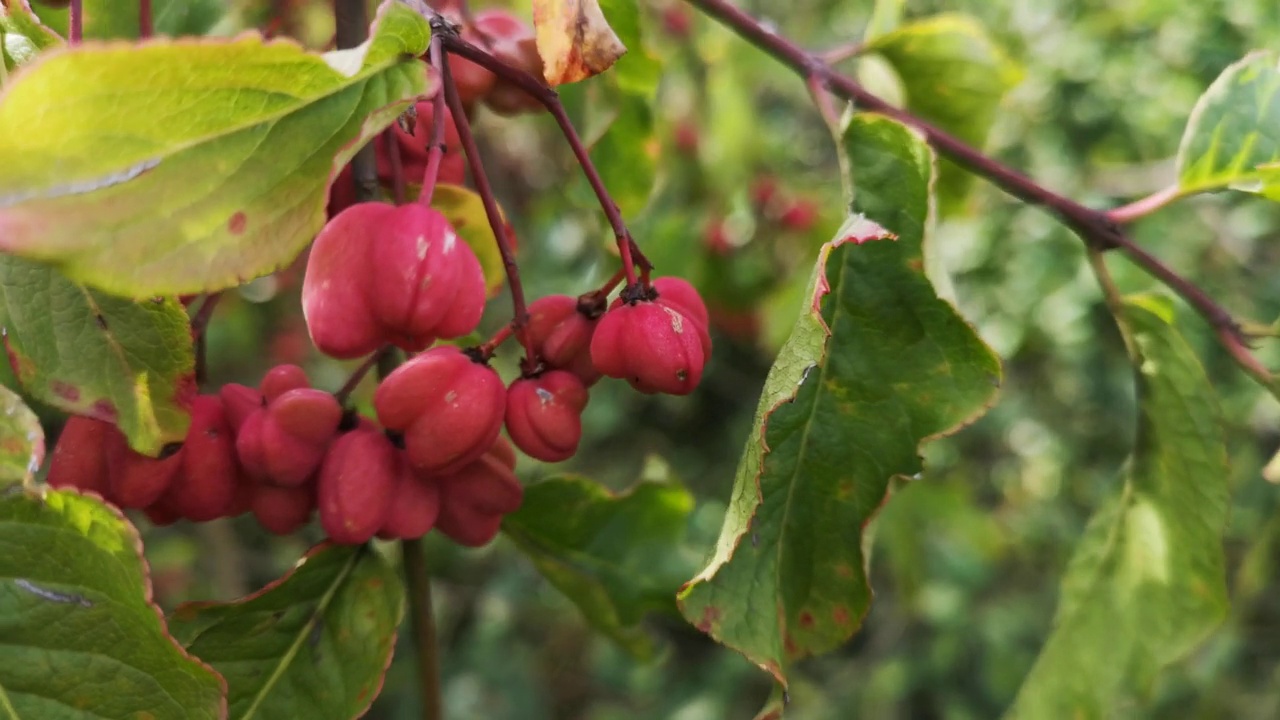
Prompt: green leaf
<box><xmin>0</xmin><ymin>385</ymin><xmax>43</xmax><ymax>487</ymax></box>
<box><xmin>503</xmin><ymin>475</ymin><xmax>696</xmax><ymax>658</ymax></box>
<box><xmin>0</xmin><ymin>255</ymin><xmax>194</xmax><ymax>455</ymax></box>
<box><xmin>863</xmin><ymin>14</ymin><xmax>1021</xmax><ymax>207</ymax></box>
<box><xmin>0</xmin><ymin>487</ymin><xmax>227</xmax><ymax>718</ymax></box>
<box><xmin>590</xmin><ymin>87</ymin><xmax>657</xmax><ymax>217</ymax></box>
<box><xmin>1</xmin><ymin>1</ymin><xmax>63</xmax><ymax>73</ymax></box>
<box><xmin>169</xmin><ymin>543</ymin><xmax>405</xmax><ymax>720</ymax></box>
<box><xmin>678</xmin><ymin>113</ymin><xmax>1001</xmax><ymax>686</ymax></box>
<box><xmin>431</xmin><ymin>183</ymin><xmax>509</xmax><ymax>296</ymax></box>
<box><xmin>1177</xmin><ymin>50</ymin><xmax>1280</xmax><ymax>201</ymax></box>
<box><xmin>1006</xmin><ymin>295</ymin><xmax>1229</xmax><ymax>719</ymax></box>
<box><xmin>599</xmin><ymin>0</ymin><xmax>661</xmax><ymax>96</ymax></box>
<box><xmin>31</xmin><ymin>0</ymin><xmax>226</xmax><ymax>41</ymax></box>
<box><xmin>0</xmin><ymin>1</ymin><xmax>433</xmax><ymax>297</ymax></box>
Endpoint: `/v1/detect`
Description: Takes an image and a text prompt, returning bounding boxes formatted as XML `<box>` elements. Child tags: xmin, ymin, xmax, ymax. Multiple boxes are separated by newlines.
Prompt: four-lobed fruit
<box><xmin>317</xmin><ymin>426</ymin><xmax>399</xmax><ymax>544</ymax></box>
<box><xmin>526</xmin><ymin>294</ymin><xmax>602</xmax><ymax>385</ymax></box>
<box><xmin>435</xmin><ymin>437</ymin><xmax>523</xmax><ymax>547</ymax></box>
<box><xmin>504</xmin><ymin>371</ymin><xmax>589</xmax><ymax>462</ymax></box>
<box><xmin>303</xmin><ymin>202</ymin><xmax>487</xmax><ymax>358</ymax></box>
<box><xmin>374</xmin><ymin>346</ymin><xmax>506</xmax><ymax>474</ymax></box>
<box><xmin>591</xmin><ymin>283</ymin><xmax>711</xmax><ymax>396</ymax></box>
<box><xmin>162</xmin><ymin>395</ymin><xmax>238</xmax><ymax>522</ymax></box>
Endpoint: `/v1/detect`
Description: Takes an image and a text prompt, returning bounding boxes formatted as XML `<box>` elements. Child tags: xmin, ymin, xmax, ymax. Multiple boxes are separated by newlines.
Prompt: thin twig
<box><xmin>334</xmin><ymin>347</ymin><xmax>390</xmax><ymax>403</ymax></box>
<box><xmin>1107</xmin><ymin>185</ymin><xmax>1183</xmax><ymax>224</ymax></box>
<box><xmin>402</xmin><ymin>538</ymin><xmax>443</xmax><ymax>720</ymax></box>
<box><xmin>806</xmin><ymin>75</ymin><xmax>841</xmax><ymax>131</ymax></box>
<box><xmin>335</xmin><ymin>0</ymin><xmax>378</xmax><ymax>202</ymax></box>
<box><xmin>418</xmin><ymin>44</ymin><xmax>450</xmax><ymax>206</ymax></box>
<box><xmin>139</xmin><ymin>0</ymin><xmax>153</xmax><ymax>38</ymax></box>
<box><xmin>821</xmin><ymin>40</ymin><xmax>864</xmax><ymax>65</ymax></box>
<box><xmin>70</xmin><ymin>0</ymin><xmax>83</xmax><ymax>43</ymax></box>
<box><xmin>681</xmin><ymin>0</ymin><xmax>1272</xmax><ymax>386</ymax></box>
<box><xmin>435</xmin><ymin>30</ymin><xmax>653</xmax><ymax>282</ymax></box>
<box><xmin>437</xmin><ymin>36</ymin><xmax>539</xmax><ymax>368</ymax></box>
<box><xmin>191</xmin><ymin>292</ymin><xmax>223</xmax><ymax>386</ymax></box>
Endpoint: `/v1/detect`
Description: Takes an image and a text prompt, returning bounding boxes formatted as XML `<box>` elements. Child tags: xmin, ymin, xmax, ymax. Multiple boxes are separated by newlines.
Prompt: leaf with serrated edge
<box><xmin>677</xmin><ymin>113</ymin><xmax>1001</xmax><ymax>686</ymax></box>
<box><xmin>1006</xmin><ymin>295</ymin><xmax>1229</xmax><ymax>718</ymax></box>
<box><xmin>0</xmin><ymin>0</ymin><xmax>433</xmax><ymax>297</ymax></box>
<box><xmin>0</xmin><ymin>385</ymin><xmax>43</xmax><ymax>486</ymax></box>
<box><xmin>863</xmin><ymin>14</ymin><xmax>1021</xmax><ymax>206</ymax></box>
<box><xmin>169</xmin><ymin>543</ymin><xmax>405</xmax><ymax>720</ymax></box>
<box><xmin>533</xmin><ymin>0</ymin><xmax>627</xmax><ymax>86</ymax></box>
<box><xmin>0</xmin><ymin>487</ymin><xmax>227</xmax><ymax>719</ymax></box>
<box><xmin>504</xmin><ymin>475</ymin><xmax>696</xmax><ymax>658</ymax></box>
<box><xmin>1177</xmin><ymin>50</ymin><xmax>1280</xmax><ymax>201</ymax></box>
<box><xmin>0</xmin><ymin>255</ymin><xmax>195</xmax><ymax>454</ymax></box>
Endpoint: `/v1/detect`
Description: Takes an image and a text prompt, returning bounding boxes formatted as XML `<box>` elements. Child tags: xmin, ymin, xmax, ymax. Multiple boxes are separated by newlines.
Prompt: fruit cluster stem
<box><xmin>139</xmin><ymin>0</ymin><xmax>153</xmax><ymax>38</ymax></box>
<box><xmin>402</xmin><ymin>538</ymin><xmax>444</xmax><ymax>720</ymax></box>
<box><xmin>335</xmin><ymin>0</ymin><xmax>378</xmax><ymax>202</ymax></box>
<box><xmin>418</xmin><ymin>44</ymin><xmax>451</xmax><ymax>207</ymax></box>
<box><xmin>434</xmin><ymin>30</ymin><xmax>654</xmax><ymax>285</ymax></box>
<box><xmin>436</xmin><ymin>36</ymin><xmax>539</xmax><ymax>367</ymax></box>
<box><xmin>681</xmin><ymin>0</ymin><xmax>1274</xmax><ymax>390</ymax></box>
<box><xmin>70</xmin><ymin>0</ymin><xmax>83</xmax><ymax>43</ymax></box>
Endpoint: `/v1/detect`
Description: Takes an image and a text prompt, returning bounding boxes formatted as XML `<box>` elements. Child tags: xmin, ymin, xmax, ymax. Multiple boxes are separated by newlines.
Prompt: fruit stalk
<box><xmin>402</xmin><ymin>538</ymin><xmax>443</xmax><ymax>720</ymax></box>
<box><xmin>335</xmin><ymin>0</ymin><xmax>378</xmax><ymax>201</ymax></box>
<box><xmin>139</xmin><ymin>0</ymin><xmax>153</xmax><ymax>38</ymax></box>
<box><xmin>435</xmin><ymin>29</ymin><xmax>653</xmax><ymax>285</ymax></box>
<box><xmin>70</xmin><ymin>0</ymin><xmax>82</xmax><ymax>43</ymax></box>
<box><xmin>418</xmin><ymin>43</ymin><xmax>451</xmax><ymax>207</ymax></box>
<box><xmin>437</xmin><ymin>41</ymin><xmax>539</xmax><ymax>367</ymax></box>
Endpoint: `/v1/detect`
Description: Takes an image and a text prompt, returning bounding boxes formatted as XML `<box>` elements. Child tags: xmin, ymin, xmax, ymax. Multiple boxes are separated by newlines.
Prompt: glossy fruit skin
<box><xmin>252</xmin><ymin>484</ymin><xmax>314</xmax><ymax>535</ymax></box>
<box><xmin>219</xmin><ymin>383</ymin><xmax>263</xmax><ymax>433</ymax></box>
<box><xmin>46</xmin><ymin>417</ymin><xmax>115</xmax><ymax>496</ymax></box>
<box><xmin>591</xmin><ymin>299</ymin><xmax>710</xmax><ymax>395</ymax></box>
<box><xmin>164</xmin><ymin>395</ymin><xmax>239</xmax><ymax>522</ymax></box>
<box><xmin>374</xmin><ymin>346</ymin><xmax>506</xmax><ymax>475</ymax></box>
<box><xmin>526</xmin><ymin>294</ymin><xmax>601</xmax><ymax>385</ymax></box>
<box><xmin>260</xmin><ymin>364</ymin><xmax>310</xmax><ymax>403</ymax></box>
<box><xmin>473</xmin><ymin>10</ymin><xmax>544</xmax><ymax>115</ymax></box>
<box><xmin>378</xmin><ymin>460</ymin><xmax>441</xmax><ymax>540</ymax></box>
<box><xmin>434</xmin><ymin>437</ymin><xmax>523</xmax><ymax>547</ymax></box>
<box><xmin>108</xmin><ymin>442</ymin><xmax>183</xmax><ymax>510</ymax></box>
<box><xmin>317</xmin><ymin>428</ymin><xmax>398</xmax><ymax>544</ymax></box>
<box><xmin>303</xmin><ymin>203</ymin><xmax>392</xmax><ymax>359</ymax></box>
<box><xmin>504</xmin><ymin>371</ymin><xmax>589</xmax><ymax>462</ymax></box>
<box><xmin>304</xmin><ymin>203</ymin><xmax>487</xmax><ymax>358</ymax></box>
<box><xmin>651</xmin><ymin>277</ymin><xmax>710</xmax><ymax>330</ymax></box>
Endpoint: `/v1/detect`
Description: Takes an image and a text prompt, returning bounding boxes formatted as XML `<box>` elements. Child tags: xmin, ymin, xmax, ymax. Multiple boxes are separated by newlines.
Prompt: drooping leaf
<box><xmin>533</xmin><ymin>0</ymin><xmax>627</xmax><ymax>86</ymax></box>
<box><xmin>0</xmin><ymin>254</ymin><xmax>195</xmax><ymax>455</ymax></box>
<box><xmin>1006</xmin><ymin>295</ymin><xmax>1229</xmax><ymax>718</ymax></box>
<box><xmin>168</xmin><ymin>543</ymin><xmax>404</xmax><ymax>720</ymax></box>
<box><xmin>1177</xmin><ymin>50</ymin><xmax>1280</xmax><ymax>201</ymax></box>
<box><xmin>432</xmin><ymin>183</ymin><xmax>511</xmax><ymax>297</ymax></box>
<box><xmin>863</xmin><ymin>14</ymin><xmax>1021</xmax><ymax>207</ymax></box>
<box><xmin>677</xmin><ymin>113</ymin><xmax>1001</xmax><ymax>686</ymax></box>
<box><xmin>0</xmin><ymin>0</ymin><xmax>433</xmax><ymax>297</ymax></box>
<box><xmin>0</xmin><ymin>385</ymin><xmax>43</xmax><ymax>487</ymax></box>
<box><xmin>1</xmin><ymin>1</ymin><xmax>63</xmax><ymax>73</ymax></box>
<box><xmin>0</xmin><ymin>487</ymin><xmax>227</xmax><ymax>718</ymax></box>
<box><xmin>503</xmin><ymin>475</ymin><xmax>697</xmax><ymax>658</ymax></box>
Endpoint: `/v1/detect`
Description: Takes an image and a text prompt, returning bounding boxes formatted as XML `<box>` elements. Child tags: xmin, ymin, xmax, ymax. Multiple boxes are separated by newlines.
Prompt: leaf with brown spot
<box><xmin>0</xmin><ymin>384</ymin><xmax>42</xmax><ymax>487</ymax></box>
<box><xmin>533</xmin><ymin>0</ymin><xmax>627</xmax><ymax>86</ymax></box>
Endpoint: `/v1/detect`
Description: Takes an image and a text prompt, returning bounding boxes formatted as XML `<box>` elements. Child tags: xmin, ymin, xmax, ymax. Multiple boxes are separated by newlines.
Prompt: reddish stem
<box><xmin>418</xmin><ymin>44</ymin><xmax>450</xmax><ymax>207</ymax></box>
<box><xmin>139</xmin><ymin>0</ymin><xmax>153</xmax><ymax>38</ymax></box>
<box><xmin>382</xmin><ymin>131</ymin><xmax>407</xmax><ymax>205</ymax></box>
<box><xmin>1107</xmin><ymin>185</ymin><xmax>1183</xmax><ymax>224</ymax></box>
<box><xmin>70</xmin><ymin>0</ymin><xmax>83</xmax><ymax>43</ymax></box>
<box><xmin>335</xmin><ymin>347</ymin><xmax>390</xmax><ymax>403</ymax></box>
<box><xmin>437</xmin><ymin>43</ymin><xmax>538</xmax><ymax>367</ymax></box>
<box><xmin>436</xmin><ymin>31</ymin><xmax>653</xmax><ymax>283</ymax></box>
<box><xmin>477</xmin><ymin>322</ymin><xmax>515</xmax><ymax>359</ymax></box>
<box><xmin>584</xmin><ymin>266</ymin><xmax>626</xmax><ymax>305</ymax></box>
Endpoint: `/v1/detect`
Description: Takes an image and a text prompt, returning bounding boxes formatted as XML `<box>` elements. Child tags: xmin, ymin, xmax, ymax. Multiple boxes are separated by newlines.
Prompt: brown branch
<box><xmin>433</xmin><ymin>28</ymin><xmax>652</xmax><ymax>283</ymax></box>
<box><xmin>335</xmin><ymin>0</ymin><xmax>378</xmax><ymax>202</ymax></box>
<box><xmin>682</xmin><ymin>0</ymin><xmax>1272</xmax><ymax>385</ymax></box>
<box><xmin>402</xmin><ymin>538</ymin><xmax>443</xmax><ymax>720</ymax></box>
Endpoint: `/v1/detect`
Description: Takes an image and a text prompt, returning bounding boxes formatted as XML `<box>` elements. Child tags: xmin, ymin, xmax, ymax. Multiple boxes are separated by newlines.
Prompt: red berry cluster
<box><xmin>447</xmin><ymin>9</ymin><xmax>544</xmax><ymax>115</ymax></box>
